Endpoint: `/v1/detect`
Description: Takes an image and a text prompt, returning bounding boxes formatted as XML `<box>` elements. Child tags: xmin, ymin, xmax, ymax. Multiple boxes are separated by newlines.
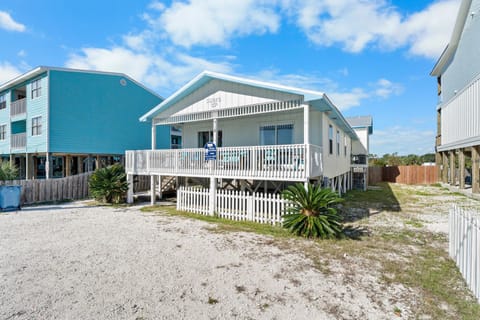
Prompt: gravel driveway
<box><xmin>1</xmin><ymin>202</ymin><xmax>415</xmax><ymax>319</ymax></box>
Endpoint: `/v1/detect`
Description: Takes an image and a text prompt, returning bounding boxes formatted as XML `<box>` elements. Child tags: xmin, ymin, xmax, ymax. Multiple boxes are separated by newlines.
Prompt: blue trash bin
<box><xmin>0</xmin><ymin>185</ymin><xmax>21</xmax><ymax>211</ymax></box>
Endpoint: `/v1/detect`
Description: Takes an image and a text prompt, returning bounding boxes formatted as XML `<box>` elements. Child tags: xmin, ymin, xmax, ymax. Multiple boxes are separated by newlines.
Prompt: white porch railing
<box><xmin>126</xmin><ymin>144</ymin><xmax>323</xmax><ymax>181</ymax></box>
<box><xmin>11</xmin><ymin>133</ymin><xmax>26</xmax><ymax>149</ymax></box>
<box><xmin>177</xmin><ymin>186</ymin><xmax>292</xmax><ymax>225</ymax></box>
<box><xmin>11</xmin><ymin>98</ymin><xmax>26</xmax><ymax>117</ymax></box>
<box><xmin>449</xmin><ymin>205</ymin><xmax>480</xmax><ymax>303</ymax></box>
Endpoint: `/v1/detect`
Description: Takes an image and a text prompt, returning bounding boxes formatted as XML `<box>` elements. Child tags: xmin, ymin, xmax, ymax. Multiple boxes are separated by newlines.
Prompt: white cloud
<box><xmin>254</xmin><ymin>69</ymin><xmax>402</xmax><ymax>110</ymax></box>
<box><xmin>156</xmin><ymin>0</ymin><xmax>280</xmax><ymax>47</ymax></box>
<box><xmin>0</xmin><ymin>62</ymin><xmax>22</xmax><ymax>85</ymax></box>
<box><xmin>285</xmin><ymin>0</ymin><xmax>460</xmax><ymax>59</ymax></box>
<box><xmin>401</xmin><ymin>0</ymin><xmax>460</xmax><ymax>58</ymax></box>
<box><xmin>0</xmin><ymin>11</ymin><xmax>26</xmax><ymax>32</ymax></box>
<box><xmin>371</xmin><ymin>126</ymin><xmax>435</xmax><ymax>155</ymax></box>
<box><xmin>65</xmin><ymin>46</ymin><xmax>233</xmax><ymax>93</ymax></box>
<box><xmin>330</xmin><ymin>88</ymin><xmax>369</xmax><ymax>110</ymax></box>
<box><xmin>66</xmin><ymin>47</ymin><xmax>153</xmax><ymax>82</ymax></box>
<box><xmin>372</xmin><ymin>78</ymin><xmax>403</xmax><ymax>99</ymax></box>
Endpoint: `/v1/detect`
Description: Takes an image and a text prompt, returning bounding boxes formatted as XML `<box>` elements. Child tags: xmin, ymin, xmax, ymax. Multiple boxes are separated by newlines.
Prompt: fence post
<box><xmin>247</xmin><ymin>192</ymin><xmax>254</xmax><ymax>221</ymax></box>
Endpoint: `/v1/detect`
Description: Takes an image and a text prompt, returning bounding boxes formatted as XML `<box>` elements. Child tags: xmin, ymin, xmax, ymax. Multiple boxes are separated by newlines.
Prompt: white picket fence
<box><xmin>176</xmin><ymin>186</ymin><xmax>292</xmax><ymax>225</ymax></box>
<box><xmin>449</xmin><ymin>205</ymin><xmax>480</xmax><ymax>302</ymax></box>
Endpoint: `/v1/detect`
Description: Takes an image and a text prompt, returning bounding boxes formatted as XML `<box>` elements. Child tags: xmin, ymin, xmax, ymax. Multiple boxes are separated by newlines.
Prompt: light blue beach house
<box><xmin>431</xmin><ymin>0</ymin><xmax>480</xmax><ymax>193</ymax></box>
<box><xmin>0</xmin><ymin>66</ymin><xmax>170</xmax><ymax>179</ymax></box>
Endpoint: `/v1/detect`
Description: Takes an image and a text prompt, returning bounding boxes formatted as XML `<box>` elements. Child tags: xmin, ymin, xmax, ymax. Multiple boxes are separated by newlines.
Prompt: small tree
<box><xmin>282</xmin><ymin>183</ymin><xmax>343</xmax><ymax>239</ymax></box>
<box><xmin>89</xmin><ymin>164</ymin><xmax>129</xmax><ymax>204</ymax></box>
<box><xmin>0</xmin><ymin>162</ymin><xmax>19</xmax><ymax>181</ymax></box>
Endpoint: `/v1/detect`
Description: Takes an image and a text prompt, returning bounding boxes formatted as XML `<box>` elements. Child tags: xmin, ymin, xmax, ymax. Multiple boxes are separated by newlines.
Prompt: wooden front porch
<box><xmin>125</xmin><ymin>144</ymin><xmax>323</xmax><ymax>182</ymax></box>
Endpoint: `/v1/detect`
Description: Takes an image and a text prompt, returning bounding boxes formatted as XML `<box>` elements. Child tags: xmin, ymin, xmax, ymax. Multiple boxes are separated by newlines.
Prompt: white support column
<box><xmin>45</xmin><ymin>153</ymin><xmax>51</xmax><ymax>180</ymax></box>
<box><xmin>209</xmin><ymin>116</ymin><xmax>218</xmax><ymax>216</ymax></box>
<box><xmin>127</xmin><ymin>174</ymin><xmax>134</xmax><ymax>204</ymax></box>
<box><xmin>150</xmin><ymin>175</ymin><xmax>156</xmax><ymax>205</ymax></box>
<box><xmin>158</xmin><ymin>175</ymin><xmax>162</xmax><ymax>200</ymax></box>
<box><xmin>304</xmin><ymin>104</ymin><xmax>310</xmax><ymax>179</ymax></box>
<box><xmin>150</xmin><ymin>124</ymin><xmax>157</xmax><ymax>205</ymax></box>
<box><xmin>303</xmin><ymin>104</ymin><xmax>310</xmax><ymax>144</ymax></box>
<box><xmin>151</xmin><ymin>124</ymin><xmax>156</xmax><ymax>150</ymax></box>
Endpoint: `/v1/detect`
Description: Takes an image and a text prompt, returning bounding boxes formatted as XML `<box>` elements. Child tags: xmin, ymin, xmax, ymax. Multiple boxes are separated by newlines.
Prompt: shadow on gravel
<box><xmin>340</xmin><ymin>182</ymin><xmax>401</xmax><ymax>223</ymax></box>
<box><xmin>341</xmin><ymin>226</ymin><xmax>371</xmax><ymax>240</ymax></box>
<box><xmin>20</xmin><ymin>205</ymin><xmax>91</xmax><ymax>212</ymax></box>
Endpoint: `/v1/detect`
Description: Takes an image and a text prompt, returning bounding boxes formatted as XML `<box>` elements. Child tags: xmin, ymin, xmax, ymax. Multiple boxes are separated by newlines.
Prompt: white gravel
<box><xmin>1</xmin><ymin>202</ymin><xmax>413</xmax><ymax>319</ymax></box>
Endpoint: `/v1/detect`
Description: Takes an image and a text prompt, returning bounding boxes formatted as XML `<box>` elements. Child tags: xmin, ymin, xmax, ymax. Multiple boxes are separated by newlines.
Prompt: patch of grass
<box><xmin>141</xmin><ymin>205</ymin><xmax>292</xmax><ymax>238</ymax></box>
<box><xmin>430</xmin><ymin>183</ymin><xmax>442</xmax><ymax>188</ymax></box>
<box><xmin>404</xmin><ymin>218</ymin><xmax>424</xmax><ymax>228</ymax></box>
<box><xmin>207</xmin><ymin>297</ymin><xmax>219</xmax><ymax>304</ymax></box>
<box><xmin>343</xmin><ymin>183</ymin><xmax>400</xmax><ymax>211</ymax></box>
<box><xmin>394</xmin><ymin>306</ymin><xmax>402</xmax><ymax>316</ymax></box>
<box><xmin>384</xmin><ymin>245</ymin><xmax>480</xmax><ymax>319</ymax></box>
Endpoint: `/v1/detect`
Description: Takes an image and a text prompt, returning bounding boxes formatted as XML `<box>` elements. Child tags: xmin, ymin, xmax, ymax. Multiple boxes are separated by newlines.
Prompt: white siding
<box><xmin>441</xmin><ymin>75</ymin><xmax>480</xmax><ymax>148</ymax></box>
<box><xmin>352</xmin><ymin>127</ymin><xmax>368</xmax><ymax>154</ymax></box>
<box><xmin>182</xmin><ymin>110</ymin><xmax>305</xmax><ymax>148</ymax></box>
<box><xmin>322</xmin><ymin>116</ymin><xmax>351</xmax><ymax>178</ymax></box>
<box><xmin>164</xmin><ymin>79</ymin><xmax>302</xmax><ymax>118</ymax></box>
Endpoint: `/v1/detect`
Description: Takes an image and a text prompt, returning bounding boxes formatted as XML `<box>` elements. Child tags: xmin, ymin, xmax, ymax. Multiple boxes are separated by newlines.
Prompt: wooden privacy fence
<box><xmin>177</xmin><ymin>186</ymin><xmax>291</xmax><ymax>225</ymax></box>
<box><xmin>449</xmin><ymin>205</ymin><xmax>480</xmax><ymax>303</ymax></box>
<box><xmin>369</xmin><ymin>165</ymin><xmax>438</xmax><ymax>185</ymax></box>
<box><xmin>1</xmin><ymin>172</ymin><xmax>92</xmax><ymax>205</ymax></box>
<box><xmin>0</xmin><ymin>173</ymin><xmax>152</xmax><ymax>206</ymax></box>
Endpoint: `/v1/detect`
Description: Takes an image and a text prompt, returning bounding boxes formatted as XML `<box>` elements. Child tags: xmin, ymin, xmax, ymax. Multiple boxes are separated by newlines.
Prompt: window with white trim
<box><xmin>0</xmin><ymin>95</ymin><xmax>5</xmax><ymax>110</ymax></box>
<box><xmin>0</xmin><ymin>124</ymin><xmax>6</xmax><ymax>140</ymax></box>
<box><xmin>328</xmin><ymin>125</ymin><xmax>333</xmax><ymax>154</ymax></box>
<box><xmin>198</xmin><ymin>130</ymin><xmax>222</xmax><ymax>147</ymax></box>
<box><xmin>344</xmin><ymin>135</ymin><xmax>348</xmax><ymax>156</ymax></box>
<box><xmin>336</xmin><ymin>130</ymin><xmax>340</xmax><ymax>155</ymax></box>
<box><xmin>32</xmin><ymin>116</ymin><xmax>42</xmax><ymax>136</ymax></box>
<box><xmin>260</xmin><ymin>124</ymin><xmax>293</xmax><ymax>145</ymax></box>
<box><xmin>31</xmin><ymin>79</ymin><xmax>42</xmax><ymax>99</ymax></box>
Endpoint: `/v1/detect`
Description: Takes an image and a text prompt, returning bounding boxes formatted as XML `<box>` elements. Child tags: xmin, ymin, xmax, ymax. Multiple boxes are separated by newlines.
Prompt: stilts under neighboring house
<box><xmin>125</xmin><ymin>71</ymin><xmax>372</xmax><ymax>219</ymax></box>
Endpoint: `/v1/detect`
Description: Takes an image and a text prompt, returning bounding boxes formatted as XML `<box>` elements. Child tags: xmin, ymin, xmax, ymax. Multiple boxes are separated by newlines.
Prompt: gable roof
<box><xmin>0</xmin><ymin>66</ymin><xmax>162</xmax><ymax>99</ymax></box>
<box><xmin>431</xmin><ymin>0</ymin><xmax>473</xmax><ymax>76</ymax></box>
<box><xmin>140</xmin><ymin>71</ymin><xmax>360</xmax><ymax>139</ymax></box>
<box><xmin>346</xmin><ymin>116</ymin><xmax>373</xmax><ymax>134</ymax></box>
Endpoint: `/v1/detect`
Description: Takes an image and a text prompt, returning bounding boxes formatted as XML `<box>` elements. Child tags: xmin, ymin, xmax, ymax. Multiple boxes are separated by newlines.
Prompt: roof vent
<box><xmin>120</xmin><ymin>78</ymin><xmax>127</xmax><ymax>86</ymax></box>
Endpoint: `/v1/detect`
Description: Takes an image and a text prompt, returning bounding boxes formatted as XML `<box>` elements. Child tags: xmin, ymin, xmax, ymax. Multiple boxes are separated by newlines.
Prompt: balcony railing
<box><xmin>126</xmin><ymin>144</ymin><xmax>323</xmax><ymax>181</ymax></box>
<box><xmin>11</xmin><ymin>132</ymin><xmax>26</xmax><ymax>149</ymax></box>
<box><xmin>11</xmin><ymin>98</ymin><xmax>26</xmax><ymax>116</ymax></box>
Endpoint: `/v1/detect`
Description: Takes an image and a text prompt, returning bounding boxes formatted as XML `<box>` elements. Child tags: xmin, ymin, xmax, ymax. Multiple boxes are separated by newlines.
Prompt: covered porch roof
<box><xmin>141</xmin><ymin>71</ymin><xmax>358</xmax><ymax>140</ymax></box>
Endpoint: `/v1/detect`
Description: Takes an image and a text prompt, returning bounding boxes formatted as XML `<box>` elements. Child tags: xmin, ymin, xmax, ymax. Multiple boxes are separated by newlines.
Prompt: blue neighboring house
<box><xmin>0</xmin><ymin>66</ymin><xmax>170</xmax><ymax>179</ymax></box>
<box><xmin>430</xmin><ymin>0</ymin><xmax>480</xmax><ymax>193</ymax></box>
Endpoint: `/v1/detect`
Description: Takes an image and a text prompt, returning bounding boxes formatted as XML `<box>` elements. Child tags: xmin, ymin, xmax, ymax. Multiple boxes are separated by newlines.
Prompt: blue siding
<box><xmin>0</xmin><ymin>91</ymin><xmax>11</xmax><ymax>154</ymax></box>
<box><xmin>49</xmin><ymin>70</ymin><xmax>166</xmax><ymax>154</ymax></box>
<box><xmin>442</xmin><ymin>0</ymin><xmax>480</xmax><ymax>102</ymax></box>
<box><xmin>26</xmin><ymin>74</ymin><xmax>48</xmax><ymax>153</ymax></box>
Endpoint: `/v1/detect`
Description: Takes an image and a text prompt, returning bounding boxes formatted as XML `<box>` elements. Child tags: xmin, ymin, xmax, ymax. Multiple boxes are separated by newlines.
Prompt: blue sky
<box><xmin>0</xmin><ymin>0</ymin><xmax>461</xmax><ymax>156</ymax></box>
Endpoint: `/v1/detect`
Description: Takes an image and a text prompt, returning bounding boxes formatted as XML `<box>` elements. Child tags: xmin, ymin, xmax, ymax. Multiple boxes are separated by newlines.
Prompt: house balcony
<box><xmin>10</xmin><ymin>98</ymin><xmax>26</xmax><ymax>117</ymax></box>
<box><xmin>126</xmin><ymin>144</ymin><xmax>323</xmax><ymax>182</ymax></box>
<box><xmin>11</xmin><ymin>132</ymin><xmax>26</xmax><ymax>150</ymax></box>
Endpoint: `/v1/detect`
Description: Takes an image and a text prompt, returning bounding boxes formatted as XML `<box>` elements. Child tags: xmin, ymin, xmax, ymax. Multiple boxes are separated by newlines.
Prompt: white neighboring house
<box><xmin>125</xmin><ymin>71</ymin><xmax>371</xmax><ymax>214</ymax></box>
<box><xmin>346</xmin><ymin>116</ymin><xmax>373</xmax><ymax>190</ymax></box>
<box><xmin>431</xmin><ymin>0</ymin><xmax>480</xmax><ymax>193</ymax></box>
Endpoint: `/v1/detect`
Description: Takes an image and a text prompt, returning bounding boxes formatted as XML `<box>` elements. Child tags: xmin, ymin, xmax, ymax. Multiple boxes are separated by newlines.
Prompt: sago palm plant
<box><xmin>89</xmin><ymin>164</ymin><xmax>129</xmax><ymax>204</ymax></box>
<box><xmin>0</xmin><ymin>162</ymin><xmax>19</xmax><ymax>181</ymax></box>
<box><xmin>281</xmin><ymin>183</ymin><xmax>343</xmax><ymax>238</ymax></box>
